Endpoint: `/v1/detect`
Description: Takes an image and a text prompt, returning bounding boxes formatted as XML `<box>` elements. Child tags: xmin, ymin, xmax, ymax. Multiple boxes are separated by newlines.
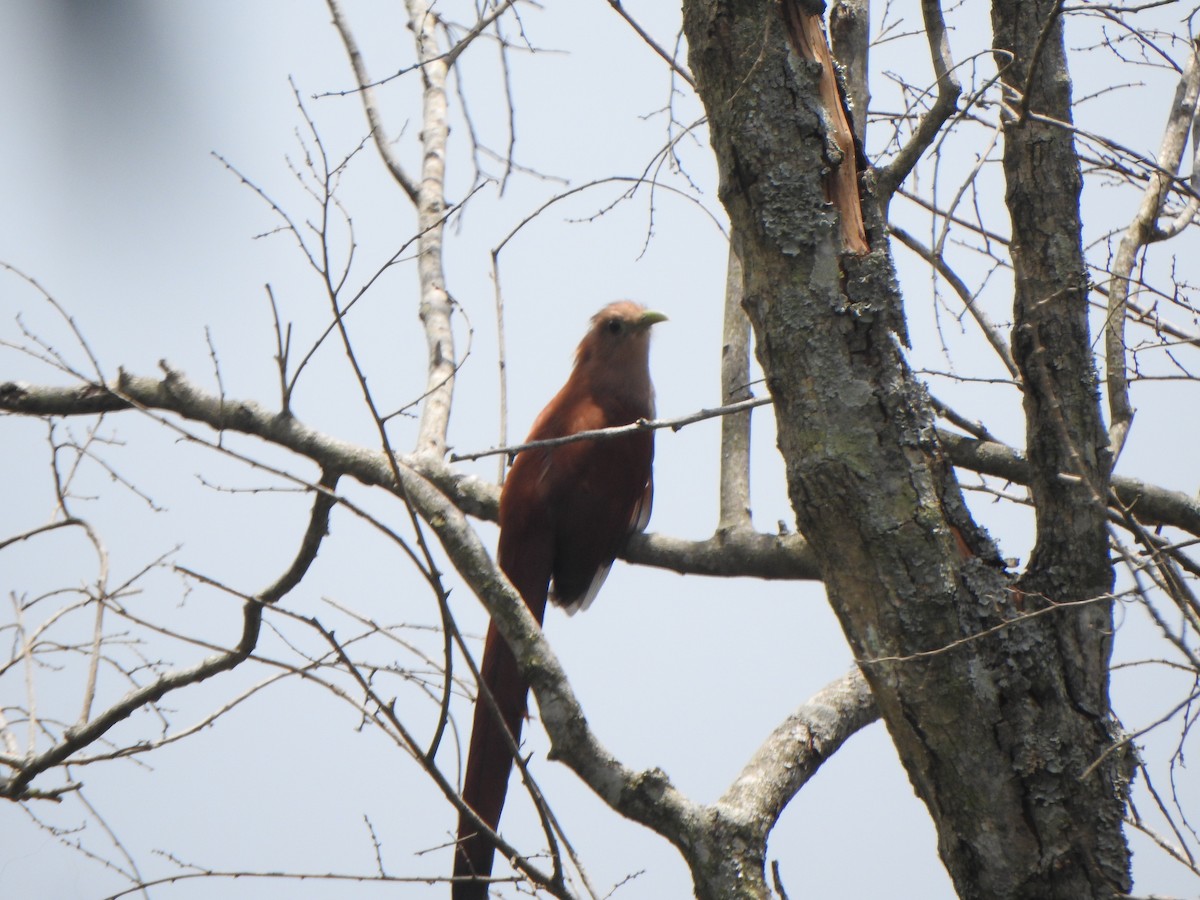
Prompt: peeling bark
<box><xmin>682</xmin><ymin>0</ymin><xmax>1131</xmax><ymax>896</ymax></box>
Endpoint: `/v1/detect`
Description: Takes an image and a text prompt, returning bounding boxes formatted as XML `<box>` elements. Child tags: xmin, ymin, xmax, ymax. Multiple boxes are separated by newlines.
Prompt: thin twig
<box><xmin>605</xmin><ymin>0</ymin><xmax>696</xmax><ymax>88</ymax></box>
<box><xmin>449</xmin><ymin>396</ymin><xmax>772</xmax><ymax>463</ymax></box>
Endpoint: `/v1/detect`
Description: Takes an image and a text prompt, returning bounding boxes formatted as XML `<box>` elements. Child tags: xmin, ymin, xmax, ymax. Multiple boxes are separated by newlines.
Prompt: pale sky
<box><xmin>2</xmin><ymin>2</ymin><xmax>1197</xmax><ymax>898</ymax></box>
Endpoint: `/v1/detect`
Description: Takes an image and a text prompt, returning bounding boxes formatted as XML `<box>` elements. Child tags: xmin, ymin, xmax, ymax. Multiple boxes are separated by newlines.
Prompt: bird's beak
<box><xmin>638</xmin><ymin>310</ymin><xmax>668</xmax><ymax>328</ymax></box>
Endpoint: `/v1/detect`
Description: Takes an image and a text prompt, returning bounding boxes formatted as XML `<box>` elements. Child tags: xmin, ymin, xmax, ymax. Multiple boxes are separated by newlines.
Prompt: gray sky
<box><xmin>2</xmin><ymin>2</ymin><xmax>1197</xmax><ymax>898</ymax></box>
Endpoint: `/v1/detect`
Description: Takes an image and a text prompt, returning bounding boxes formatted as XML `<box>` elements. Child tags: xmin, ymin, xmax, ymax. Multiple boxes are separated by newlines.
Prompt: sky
<box><xmin>2</xmin><ymin>1</ymin><xmax>1198</xmax><ymax>899</ymax></box>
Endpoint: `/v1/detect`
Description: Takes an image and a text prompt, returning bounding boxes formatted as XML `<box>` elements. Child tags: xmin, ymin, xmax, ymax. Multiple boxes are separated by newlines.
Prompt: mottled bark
<box><xmin>991</xmin><ymin>0</ymin><xmax>1130</xmax><ymax>893</ymax></box>
<box><xmin>682</xmin><ymin>0</ymin><xmax>1130</xmax><ymax>897</ymax></box>
<box><xmin>993</xmin><ymin>1</ymin><xmax>1113</xmax><ymax>597</ymax></box>
<box><xmin>829</xmin><ymin>0</ymin><xmax>868</xmax><ymax>147</ymax></box>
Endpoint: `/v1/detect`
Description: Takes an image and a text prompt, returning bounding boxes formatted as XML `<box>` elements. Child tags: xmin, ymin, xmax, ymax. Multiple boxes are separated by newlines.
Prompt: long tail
<box><xmin>452</xmin><ymin>619</ymin><xmax>534</xmax><ymax>899</ymax></box>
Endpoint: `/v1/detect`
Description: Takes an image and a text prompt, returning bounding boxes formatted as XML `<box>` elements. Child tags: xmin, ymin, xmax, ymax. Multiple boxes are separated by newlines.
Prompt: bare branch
<box><xmin>940</xmin><ymin>430</ymin><xmax>1200</xmax><ymax>539</ymax></box>
<box><xmin>625</xmin><ymin>529</ymin><xmax>818</xmax><ymax>581</ymax></box>
<box><xmin>874</xmin><ymin>0</ymin><xmax>962</xmax><ymax>210</ymax></box>
<box><xmin>449</xmin><ymin>396</ymin><xmax>773</xmax><ymax>463</ymax></box>
<box><xmin>2</xmin><ymin>598</ymin><xmax>261</xmax><ymax>800</ymax></box>
<box><xmin>718</xmin><ymin>242</ymin><xmax>753</xmax><ymax>531</ymax></box>
<box><xmin>720</xmin><ymin>668</ymin><xmax>878</xmax><ymax>824</ymax></box>
<box><xmin>0</xmin><ymin>469</ymin><xmax>339</xmax><ymax>800</ymax></box>
<box><xmin>394</xmin><ymin>456</ymin><xmax>708</xmax><ymax>859</ymax></box>
<box><xmin>407</xmin><ymin>0</ymin><xmax>458</xmax><ymax>459</ymax></box>
<box><xmin>0</xmin><ymin>374</ymin><xmax>818</xmax><ymax>588</ymax></box>
<box><xmin>8</xmin><ymin>373</ymin><xmax>1200</xmax><ymax>547</ymax></box>
<box><xmin>829</xmin><ymin>0</ymin><xmax>869</xmax><ymax>147</ymax></box>
<box><xmin>605</xmin><ymin>0</ymin><xmax>696</xmax><ymax>89</ymax></box>
<box><xmin>325</xmin><ymin>0</ymin><xmax>420</xmax><ymax>203</ymax></box>
<box><xmin>1104</xmin><ymin>40</ymin><xmax>1200</xmax><ymax>465</ymax></box>
<box><xmin>890</xmin><ymin>224</ymin><xmax>1019</xmax><ymax>377</ymax></box>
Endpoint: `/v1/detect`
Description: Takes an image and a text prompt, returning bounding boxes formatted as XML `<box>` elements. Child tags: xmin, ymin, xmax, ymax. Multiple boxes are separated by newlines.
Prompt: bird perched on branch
<box><xmin>452</xmin><ymin>301</ymin><xmax>666</xmax><ymax>899</ymax></box>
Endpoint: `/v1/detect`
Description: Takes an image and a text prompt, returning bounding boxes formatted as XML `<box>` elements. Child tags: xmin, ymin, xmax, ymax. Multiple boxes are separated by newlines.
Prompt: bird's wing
<box><xmin>631</xmin><ymin>475</ymin><xmax>654</xmax><ymax>533</ymax></box>
<box><xmin>557</xmin><ymin>560</ymin><xmax>612</xmax><ymax>616</ymax></box>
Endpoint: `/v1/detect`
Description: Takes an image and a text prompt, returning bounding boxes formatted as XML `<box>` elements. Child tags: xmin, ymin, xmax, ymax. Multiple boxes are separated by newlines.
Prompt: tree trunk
<box><xmin>681</xmin><ymin>0</ymin><xmax>1131</xmax><ymax>896</ymax></box>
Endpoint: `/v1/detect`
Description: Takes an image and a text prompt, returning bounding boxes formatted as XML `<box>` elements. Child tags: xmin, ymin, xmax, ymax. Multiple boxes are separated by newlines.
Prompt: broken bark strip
<box><xmin>781</xmin><ymin>1</ymin><xmax>869</xmax><ymax>254</ymax></box>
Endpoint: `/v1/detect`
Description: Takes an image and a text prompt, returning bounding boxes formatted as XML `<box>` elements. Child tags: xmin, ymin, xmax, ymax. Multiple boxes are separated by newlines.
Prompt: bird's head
<box><xmin>571</xmin><ymin>300</ymin><xmax>666</xmax><ymax>411</ymax></box>
<box><xmin>576</xmin><ymin>301</ymin><xmax>666</xmax><ymax>363</ymax></box>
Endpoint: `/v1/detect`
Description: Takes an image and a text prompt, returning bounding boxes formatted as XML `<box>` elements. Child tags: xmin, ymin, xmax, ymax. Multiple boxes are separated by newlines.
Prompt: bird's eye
<box><xmin>606</xmin><ymin>319</ymin><xmax>623</xmax><ymax>334</ymax></box>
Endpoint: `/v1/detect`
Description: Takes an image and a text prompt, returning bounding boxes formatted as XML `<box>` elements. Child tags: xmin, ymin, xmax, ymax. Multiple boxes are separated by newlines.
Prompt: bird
<box><xmin>452</xmin><ymin>301</ymin><xmax>665</xmax><ymax>899</ymax></box>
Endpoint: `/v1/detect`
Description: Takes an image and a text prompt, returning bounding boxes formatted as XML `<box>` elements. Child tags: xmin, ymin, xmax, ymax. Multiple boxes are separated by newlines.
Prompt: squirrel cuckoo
<box><xmin>452</xmin><ymin>301</ymin><xmax>665</xmax><ymax>899</ymax></box>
